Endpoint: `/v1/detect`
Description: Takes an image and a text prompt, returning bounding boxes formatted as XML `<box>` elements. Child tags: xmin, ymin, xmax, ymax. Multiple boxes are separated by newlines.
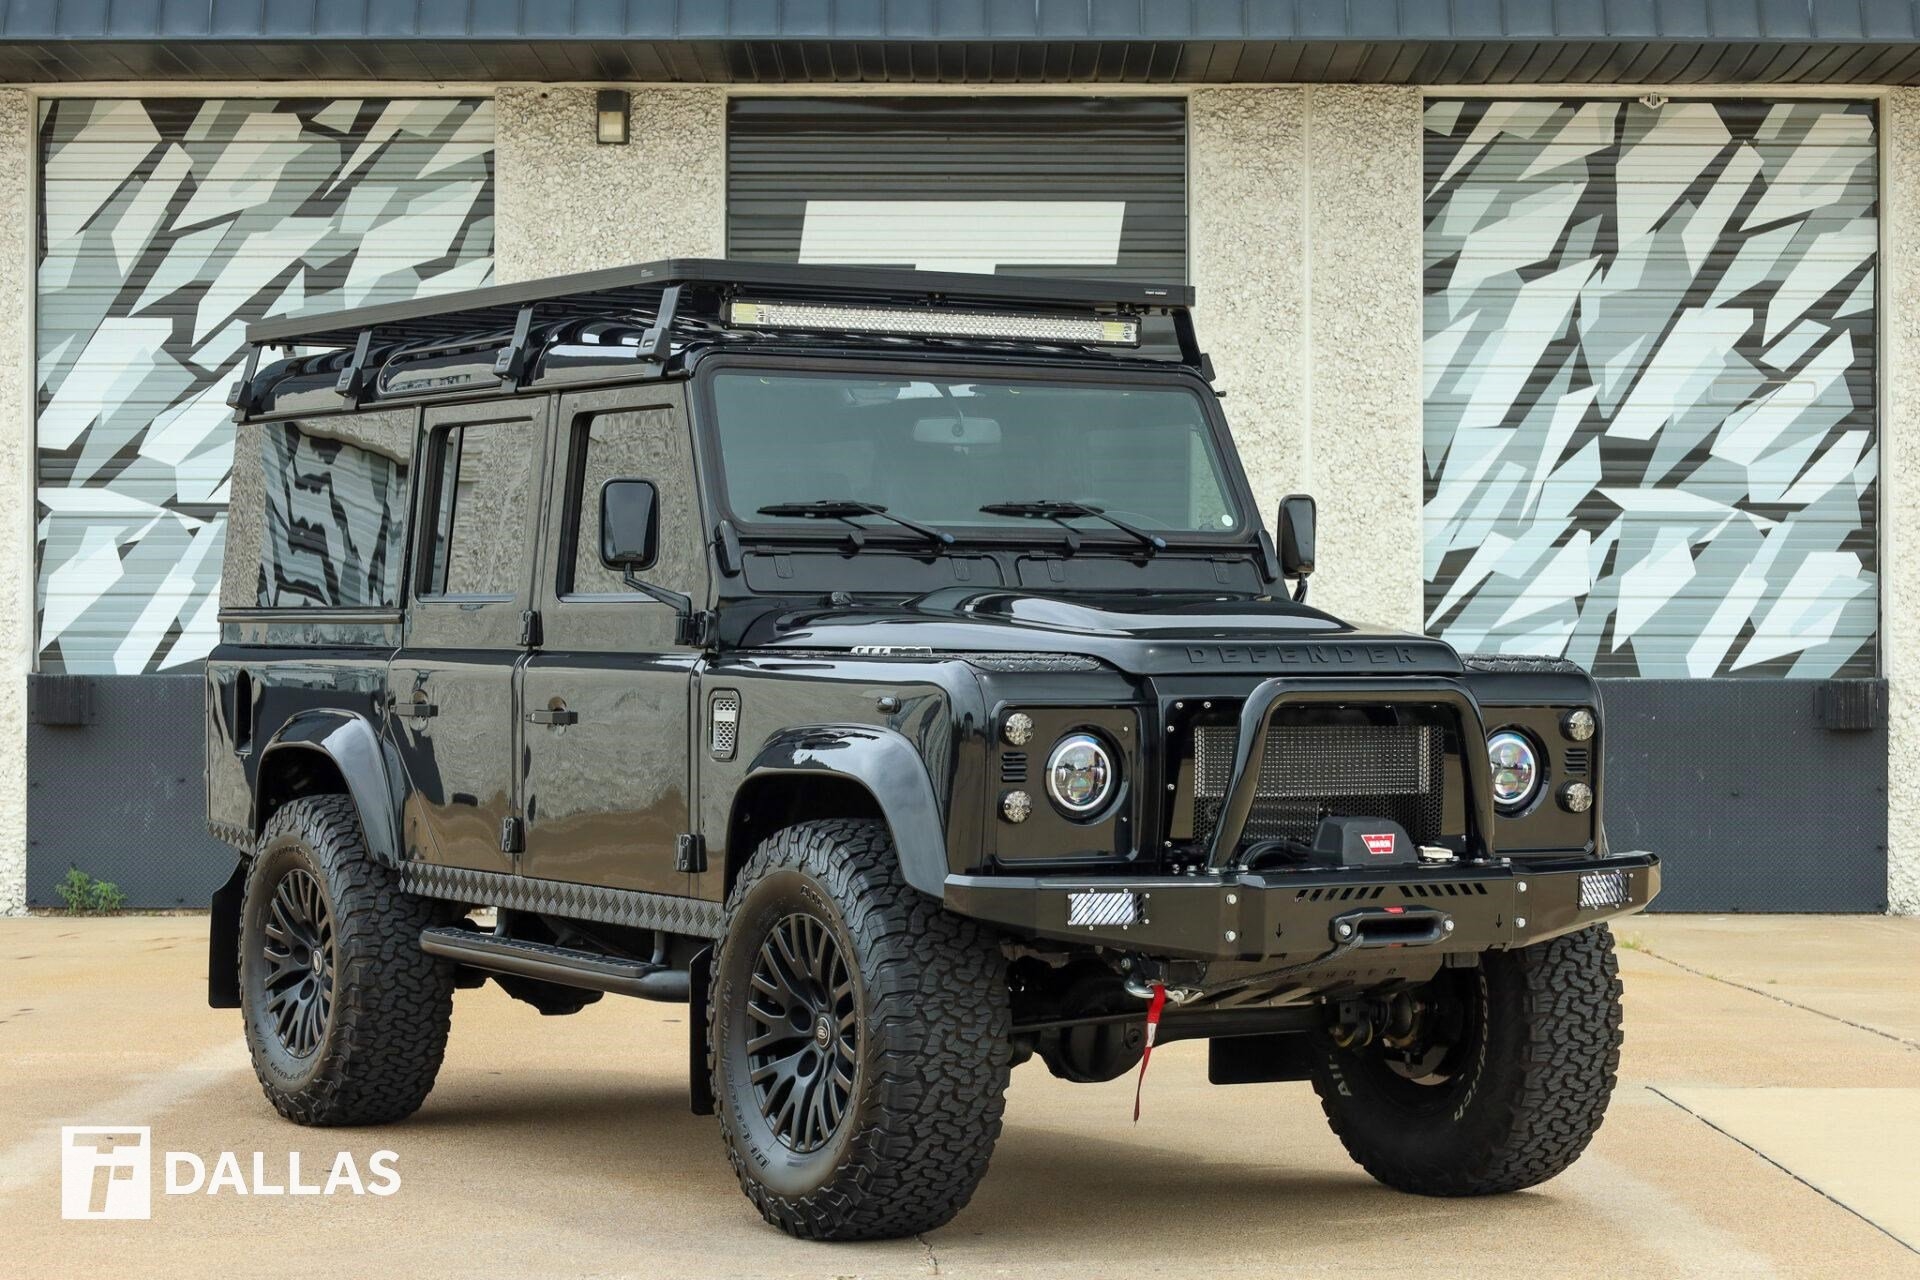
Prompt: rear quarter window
<box><xmin>223</xmin><ymin>411</ymin><xmax>414</xmax><ymax>610</ymax></box>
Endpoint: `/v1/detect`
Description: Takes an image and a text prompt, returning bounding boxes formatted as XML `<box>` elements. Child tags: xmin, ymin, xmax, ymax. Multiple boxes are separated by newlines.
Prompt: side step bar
<box><xmin>419</xmin><ymin>926</ymin><xmax>691</xmax><ymax>1003</ymax></box>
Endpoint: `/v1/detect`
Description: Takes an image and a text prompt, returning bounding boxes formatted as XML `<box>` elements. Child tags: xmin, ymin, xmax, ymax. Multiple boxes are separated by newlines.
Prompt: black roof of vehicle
<box><xmin>244</xmin><ymin>258</ymin><xmax>1193</xmax><ymax>349</ymax></box>
<box><xmin>232</xmin><ymin>259</ymin><xmax>1208</xmax><ymax>419</ymax></box>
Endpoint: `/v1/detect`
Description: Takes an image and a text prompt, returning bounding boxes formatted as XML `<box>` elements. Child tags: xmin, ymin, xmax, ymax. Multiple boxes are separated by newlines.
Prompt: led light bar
<box><xmin>728</xmin><ymin>299</ymin><xmax>1140</xmax><ymax>347</ymax></box>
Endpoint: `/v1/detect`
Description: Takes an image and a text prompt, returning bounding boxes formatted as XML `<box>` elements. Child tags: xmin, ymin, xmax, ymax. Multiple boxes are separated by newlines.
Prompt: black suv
<box><xmin>205</xmin><ymin>259</ymin><xmax>1658</xmax><ymax>1240</ymax></box>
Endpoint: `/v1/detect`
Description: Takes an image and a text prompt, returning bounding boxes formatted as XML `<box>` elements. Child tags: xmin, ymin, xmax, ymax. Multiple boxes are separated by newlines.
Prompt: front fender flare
<box><xmin>742</xmin><ymin>725</ymin><xmax>950</xmax><ymax>898</ymax></box>
<box><xmin>253</xmin><ymin>709</ymin><xmax>405</xmax><ymax>867</ymax></box>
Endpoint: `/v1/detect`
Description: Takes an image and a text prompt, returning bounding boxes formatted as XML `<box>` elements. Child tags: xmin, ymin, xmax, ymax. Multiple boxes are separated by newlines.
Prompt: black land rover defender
<box><xmin>204</xmin><ymin>259</ymin><xmax>1657</xmax><ymax>1240</ymax></box>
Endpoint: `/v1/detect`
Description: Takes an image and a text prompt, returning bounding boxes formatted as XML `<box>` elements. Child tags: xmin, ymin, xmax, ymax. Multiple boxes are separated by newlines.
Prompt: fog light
<box><xmin>1579</xmin><ymin>869</ymin><xmax>1630</xmax><ymax>910</ymax></box>
<box><xmin>1002</xmin><ymin>712</ymin><xmax>1034</xmax><ymax>746</ymax></box>
<box><xmin>1001</xmin><ymin>790</ymin><xmax>1032</xmax><ymax>823</ymax></box>
<box><xmin>1560</xmin><ymin>781</ymin><xmax>1594</xmax><ymax>813</ymax></box>
<box><xmin>1563</xmin><ymin>708</ymin><xmax>1596</xmax><ymax>741</ymax></box>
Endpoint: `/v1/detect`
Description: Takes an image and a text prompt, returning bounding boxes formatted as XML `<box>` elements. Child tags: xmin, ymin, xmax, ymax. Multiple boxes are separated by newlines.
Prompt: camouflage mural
<box><xmin>1422</xmin><ymin>100</ymin><xmax>1878</xmax><ymax>678</ymax></box>
<box><xmin>36</xmin><ymin>97</ymin><xmax>495</xmax><ymax>673</ymax></box>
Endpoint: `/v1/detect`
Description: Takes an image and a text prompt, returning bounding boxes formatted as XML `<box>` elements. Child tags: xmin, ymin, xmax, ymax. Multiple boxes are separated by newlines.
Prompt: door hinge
<box><xmin>499</xmin><ymin>816</ymin><xmax>525</xmax><ymax>855</ymax></box>
<box><xmin>675</xmin><ymin>833</ymin><xmax>708</xmax><ymax>874</ymax></box>
<box><xmin>520</xmin><ymin>609</ymin><xmax>542</xmax><ymax>647</ymax></box>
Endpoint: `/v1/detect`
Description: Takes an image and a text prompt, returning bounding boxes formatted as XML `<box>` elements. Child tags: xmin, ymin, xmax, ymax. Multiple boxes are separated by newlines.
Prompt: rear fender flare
<box><xmin>740</xmin><ymin>725</ymin><xmax>949</xmax><ymax>898</ymax></box>
<box><xmin>253</xmin><ymin>709</ymin><xmax>404</xmax><ymax>867</ymax></box>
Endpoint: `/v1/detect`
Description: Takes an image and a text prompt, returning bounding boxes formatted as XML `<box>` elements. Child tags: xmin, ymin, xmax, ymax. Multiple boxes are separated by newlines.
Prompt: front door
<box><xmin>387</xmin><ymin>400</ymin><xmax>548</xmax><ymax>874</ymax></box>
<box><xmin>518</xmin><ymin>387</ymin><xmax>704</xmax><ymax>894</ymax></box>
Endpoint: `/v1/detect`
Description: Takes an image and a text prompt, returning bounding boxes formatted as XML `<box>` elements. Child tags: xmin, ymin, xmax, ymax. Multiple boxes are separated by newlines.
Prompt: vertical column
<box><xmin>493</xmin><ymin>86</ymin><xmax>727</xmax><ymax>284</ymax></box>
<box><xmin>1884</xmin><ymin>90</ymin><xmax>1919</xmax><ymax>914</ymax></box>
<box><xmin>0</xmin><ymin>89</ymin><xmax>30</xmax><ymax>915</ymax></box>
<box><xmin>1303</xmin><ymin>85</ymin><xmax>1426</xmax><ymax>632</ymax></box>
<box><xmin>1188</xmin><ymin>89</ymin><xmax>1309</xmax><ymax>527</ymax></box>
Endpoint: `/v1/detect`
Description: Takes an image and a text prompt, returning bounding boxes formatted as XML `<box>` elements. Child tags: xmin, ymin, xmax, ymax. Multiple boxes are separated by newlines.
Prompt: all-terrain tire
<box><xmin>240</xmin><ymin>794</ymin><xmax>456</xmax><ymax>1126</ymax></box>
<box><xmin>1310</xmin><ymin>924</ymin><xmax>1623</xmax><ymax>1196</ymax></box>
<box><xmin>710</xmin><ymin>819</ymin><xmax>1012</xmax><ymax>1240</ymax></box>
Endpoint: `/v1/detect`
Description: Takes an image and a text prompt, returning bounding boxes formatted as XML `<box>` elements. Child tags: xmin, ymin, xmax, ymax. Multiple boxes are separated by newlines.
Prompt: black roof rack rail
<box><xmin>243</xmin><ymin>257</ymin><xmax>1195</xmax><ymax>351</ymax></box>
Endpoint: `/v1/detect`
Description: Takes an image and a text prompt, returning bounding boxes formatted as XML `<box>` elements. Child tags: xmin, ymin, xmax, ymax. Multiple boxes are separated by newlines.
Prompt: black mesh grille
<box><xmin>1190</xmin><ymin>723</ymin><xmax>1445</xmax><ymax>846</ymax></box>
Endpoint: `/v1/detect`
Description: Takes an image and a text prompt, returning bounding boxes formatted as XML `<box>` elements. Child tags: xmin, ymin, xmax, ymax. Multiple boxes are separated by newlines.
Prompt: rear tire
<box><xmin>1310</xmin><ymin>924</ymin><xmax>1623</xmax><ymax>1195</ymax></box>
<box><xmin>240</xmin><ymin>794</ymin><xmax>455</xmax><ymax>1126</ymax></box>
<box><xmin>710</xmin><ymin>819</ymin><xmax>1011</xmax><ymax>1240</ymax></box>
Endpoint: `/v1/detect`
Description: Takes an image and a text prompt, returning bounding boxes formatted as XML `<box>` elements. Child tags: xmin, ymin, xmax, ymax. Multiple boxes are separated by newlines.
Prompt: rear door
<box><xmin>517</xmin><ymin>386</ymin><xmax>705</xmax><ymax>894</ymax></box>
<box><xmin>387</xmin><ymin>400</ymin><xmax>549</xmax><ymax>874</ymax></box>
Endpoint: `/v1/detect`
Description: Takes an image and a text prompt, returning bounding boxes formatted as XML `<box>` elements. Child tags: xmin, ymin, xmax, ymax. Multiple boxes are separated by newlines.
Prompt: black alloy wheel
<box><xmin>259</xmin><ymin>867</ymin><xmax>336</xmax><ymax>1058</ymax></box>
<box><xmin>746</xmin><ymin>913</ymin><xmax>859</xmax><ymax>1154</ymax></box>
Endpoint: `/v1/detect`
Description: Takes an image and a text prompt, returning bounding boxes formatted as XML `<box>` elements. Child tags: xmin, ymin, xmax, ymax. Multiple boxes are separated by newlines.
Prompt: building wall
<box><xmin>1886</xmin><ymin>89</ymin><xmax>1920</xmax><ymax>913</ymax></box>
<box><xmin>1</xmin><ymin>88</ymin><xmax>29</xmax><ymax>915</ymax></box>
<box><xmin>494</xmin><ymin>86</ymin><xmax>725</xmax><ymax>284</ymax></box>
<box><xmin>1189</xmin><ymin>87</ymin><xmax>1424</xmax><ymax>634</ymax></box>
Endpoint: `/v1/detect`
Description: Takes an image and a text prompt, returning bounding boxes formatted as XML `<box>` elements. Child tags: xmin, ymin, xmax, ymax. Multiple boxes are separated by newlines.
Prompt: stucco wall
<box><xmin>494</xmin><ymin>86</ymin><xmax>726</xmax><ymax>284</ymax></box>
<box><xmin>1301</xmin><ymin>85</ymin><xmax>1425</xmax><ymax>632</ymax></box>
<box><xmin>1189</xmin><ymin>87</ymin><xmax>1423</xmax><ymax>633</ymax></box>
<box><xmin>1188</xmin><ymin>89</ymin><xmax>1308</xmax><ymax>538</ymax></box>
<box><xmin>1885</xmin><ymin>90</ymin><xmax>1920</xmax><ymax>914</ymax></box>
<box><xmin>1</xmin><ymin>88</ymin><xmax>30</xmax><ymax>915</ymax></box>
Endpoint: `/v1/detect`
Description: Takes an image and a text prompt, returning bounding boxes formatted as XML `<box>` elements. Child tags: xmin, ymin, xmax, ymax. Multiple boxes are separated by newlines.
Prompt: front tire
<box><xmin>1310</xmin><ymin>924</ymin><xmax>1624</xmax><ymax>1196</ymax></box>
<box><xmin>240</xmin><ymin>794</ymin><xmax>456</xmax><ymax>1126</ymax></box>
<box><xmin>710</xmin><ymin>819</ymin><xmax>1012</xmax><ymax>1240</ymax></box>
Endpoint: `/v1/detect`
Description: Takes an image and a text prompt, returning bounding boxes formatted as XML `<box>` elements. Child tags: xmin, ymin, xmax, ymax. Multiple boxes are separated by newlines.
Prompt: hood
<box><xmin>737</xmin><ymin>588</ymin><xmax>1463</xmax><ymax>677</ymax></box>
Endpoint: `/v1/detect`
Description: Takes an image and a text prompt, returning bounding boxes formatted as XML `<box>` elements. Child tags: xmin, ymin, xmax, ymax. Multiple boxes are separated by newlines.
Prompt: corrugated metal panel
<box><xmin>35</xmin><ymin>97</ymin><xmax>495</xmax><ymax>675</ymax></box>
<box><xmin>727</xmin><ymin>97</ymin><xmax>1186</xmax><ymax>283</ymax></box>
<box><xmin>1421</xmin><ymin>99</ymin><xmax>1878</xmax><ymax>680</ymax></box>
<box><xmin>6</xmin><ymin>1</ymin><xmax>1920</xmax><ymax>43</ymax></box>
<box><xmin>9</xmin><ymin>38</ymin><xmax>1920</xmax><ymax>84</ymax></box>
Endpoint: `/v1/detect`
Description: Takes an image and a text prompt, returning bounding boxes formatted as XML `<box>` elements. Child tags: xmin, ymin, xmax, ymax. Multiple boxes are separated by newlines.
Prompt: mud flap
<box><xmin>1208</xmin><ymin>1031</ymin><xmax>1318</xmax><ymax>1085</ymax></box>
<box><xmin>207</xmin><ymin>861</ymin><xmax>247</xmax><ymax>1009</ymax></box>
<box><xmin>688</xmin><ymin>945</ymin><xmax>715</xmax><ymax>1116</ymax></box>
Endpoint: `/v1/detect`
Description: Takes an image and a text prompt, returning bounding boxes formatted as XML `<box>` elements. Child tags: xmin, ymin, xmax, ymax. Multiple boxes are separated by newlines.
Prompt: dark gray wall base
<box><xmin>26</xmin><ymin>673</ymin><xmax>1891</xmax><ymax>912</ymax></box>
<box><xmin>27</xmin><ymin>673</ymin><xmax>231</xmax><ymax>908</ymax></box>
<box><xmin>1602</xmin><ymin>678</ymin><xmax>1887</xmax><ymax>913</ymax></box>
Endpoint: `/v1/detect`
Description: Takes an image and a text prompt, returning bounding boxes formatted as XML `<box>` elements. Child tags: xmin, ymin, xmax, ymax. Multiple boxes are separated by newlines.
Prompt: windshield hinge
<box><xmin>520</xmin><ymin>609</ymin><xmax>543</xmax><ymax>648</ymax></box>
<box><xmin>677</xmin><ymin>609</ymin><xmax>717</xmax><ymax>649</ymax></box>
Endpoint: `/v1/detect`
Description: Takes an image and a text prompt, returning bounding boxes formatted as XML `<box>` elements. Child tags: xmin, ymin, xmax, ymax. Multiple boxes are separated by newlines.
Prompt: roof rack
<box><xmin>235</xmin><ymin>259</ymin><xmax>1208</xmax><ymax>411</ymax></box>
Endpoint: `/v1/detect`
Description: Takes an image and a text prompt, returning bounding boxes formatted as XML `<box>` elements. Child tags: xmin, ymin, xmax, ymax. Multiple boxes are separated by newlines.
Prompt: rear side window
<box><xmin>230</xmin><ymin>412</ymin><xmax>413</xmax><ymax>610</ymax></box>
<box><xmin>420</xmin><ymin>420</ymin><xmax>534</xmax><ymax>598</ymax></box>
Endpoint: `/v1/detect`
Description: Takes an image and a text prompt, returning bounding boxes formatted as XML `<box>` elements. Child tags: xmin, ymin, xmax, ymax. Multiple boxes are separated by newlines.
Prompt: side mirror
<box><xmin>600</xmin><ymin>479</ymin><xmax>659</xmax><ymax>570</ymax></box>
<box><xmin>1278</xmin><ymin>493</ymin><xmax>1315</xmax><ymax>601</ymax></box>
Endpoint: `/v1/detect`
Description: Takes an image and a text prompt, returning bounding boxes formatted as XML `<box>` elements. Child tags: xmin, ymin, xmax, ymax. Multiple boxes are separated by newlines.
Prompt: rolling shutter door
<box><xmin>726</xmin><ymin>97</ymin><xmax>1186</xmax><ymax>284</ymax></box>
<box><xmin>1422</xmin><ymin>99</ymin><xmax>1878</xmax><ymax>679</ymax></box>
<box><xmin>36</xmin><ymin>97</ymin><xmax>495</xmax><ymax>674</ymax></box>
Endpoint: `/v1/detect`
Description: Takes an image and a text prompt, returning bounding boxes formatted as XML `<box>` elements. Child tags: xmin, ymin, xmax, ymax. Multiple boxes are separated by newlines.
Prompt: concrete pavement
<box><xmin>2</xmin><ymin>913</ymin><xmax>1916</xmax><ymax>1278</ymax></box>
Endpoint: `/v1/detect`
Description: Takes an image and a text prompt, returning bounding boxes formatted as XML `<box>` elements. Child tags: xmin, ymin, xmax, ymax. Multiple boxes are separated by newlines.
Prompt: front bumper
<box><xmin>944</xmin><ymin>851</ymin><xmax>1658</xmax><ymax>961</ymax></box>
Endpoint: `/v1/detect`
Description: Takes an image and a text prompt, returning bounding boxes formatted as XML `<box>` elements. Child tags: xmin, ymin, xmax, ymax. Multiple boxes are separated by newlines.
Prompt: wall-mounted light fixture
<box><xmin>595</xmin><ymin>89</ymin><xmax>630</xmax><ymax>145</ymax></box>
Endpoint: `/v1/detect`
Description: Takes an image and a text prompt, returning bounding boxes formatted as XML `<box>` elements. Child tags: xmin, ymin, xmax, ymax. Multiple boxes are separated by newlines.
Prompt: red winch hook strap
<box><xmin>1132</xmin><ymin>983</ymin><xmax>1170</xmax><ymax>1124</ymax></box>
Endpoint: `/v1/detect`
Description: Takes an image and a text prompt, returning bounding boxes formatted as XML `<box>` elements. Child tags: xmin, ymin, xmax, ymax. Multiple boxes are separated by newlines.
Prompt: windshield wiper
<box><xmin>979</xmin><ymin>500</ymin><xmax>1167</xmax><ymax>553</ymax></box>
<box><xmin>757</xmin><ymin>500</ymin><xmax>957</xmax><ymax>549</ymax></box>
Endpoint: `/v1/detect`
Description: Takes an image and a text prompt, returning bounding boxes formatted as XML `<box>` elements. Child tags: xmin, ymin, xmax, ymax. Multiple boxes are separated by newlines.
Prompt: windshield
<box><xmin>706</xmin><ymin>368</ymin><xmax>1245</xmax><ymax>539</ymax></box>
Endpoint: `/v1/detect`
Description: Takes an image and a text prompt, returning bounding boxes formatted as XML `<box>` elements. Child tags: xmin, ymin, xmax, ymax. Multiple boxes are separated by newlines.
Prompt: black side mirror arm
<box><xmin>618</xmin><ymin>568</ymin><xmax>713</xmax><ymax>647</ymax></box>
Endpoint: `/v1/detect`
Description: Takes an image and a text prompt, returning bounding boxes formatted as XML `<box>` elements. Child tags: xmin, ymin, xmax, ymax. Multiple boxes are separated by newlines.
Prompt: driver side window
<box><xmin>562</xmin><ymin>407</ymin><xmax>703</xmax><ymax>599</ymax></box>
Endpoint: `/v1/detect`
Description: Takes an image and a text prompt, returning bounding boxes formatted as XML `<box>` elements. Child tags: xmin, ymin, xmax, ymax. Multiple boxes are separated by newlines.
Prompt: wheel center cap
<box><xmin>813</xmin><ymin>1013</ymin><xmax>832</xmax><ymax>1046</ymax></box>
<box><xmin>310</xmin><ymin>948</ymin><xmax>324</xmax><ymax>975</ymax></box>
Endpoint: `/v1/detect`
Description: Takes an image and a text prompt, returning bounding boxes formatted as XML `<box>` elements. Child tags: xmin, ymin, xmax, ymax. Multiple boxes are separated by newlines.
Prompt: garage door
<box><xmin>726</xmin><ymin>96</ymin><xmax>1185</xmax><ymax>282</ymax></box>
<box><xmin>1421</xmin><ymin>98</ymin><xmax>1884</xmax><ymax>912</ymax></box>
<box><xmin>36</xmin><ymin>97</ymin><xmax>496</xmax><ymax>674</ymax></box>
<box><xmin>1421</xmin><ymin>98</ymin><xmax>1877</xmax><ymax>679</ymax></box>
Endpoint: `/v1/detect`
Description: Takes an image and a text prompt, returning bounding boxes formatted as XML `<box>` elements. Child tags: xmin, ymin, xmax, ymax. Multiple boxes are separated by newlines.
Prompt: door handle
<box><xmin>400</xmin><ymin>700</ymin><xmax>438</xmax><ymax>720</ymax></box>
<box><xmin>527</xmin><ymin>707</ymin><xmax>579</xmax><ymax>726</ymax></box>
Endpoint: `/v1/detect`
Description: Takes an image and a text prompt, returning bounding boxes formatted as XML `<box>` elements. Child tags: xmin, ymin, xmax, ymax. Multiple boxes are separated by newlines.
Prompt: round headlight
<box><xmin>1487</xmin><ymin>730</ymin><xmax>1542</xmax><ymax>810</ymax></box>
<box><xmin>1046</xmin><ymin>733</ymin><xmax>1116</xmax><ymax>816</ymax></box>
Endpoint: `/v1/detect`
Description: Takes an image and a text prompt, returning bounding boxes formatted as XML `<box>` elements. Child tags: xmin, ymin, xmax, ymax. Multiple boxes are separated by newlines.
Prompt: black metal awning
<box><xmin>8</xmin><ymin>2</ymin><xmax>1920</xmax><ymax>85</ymax></box>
